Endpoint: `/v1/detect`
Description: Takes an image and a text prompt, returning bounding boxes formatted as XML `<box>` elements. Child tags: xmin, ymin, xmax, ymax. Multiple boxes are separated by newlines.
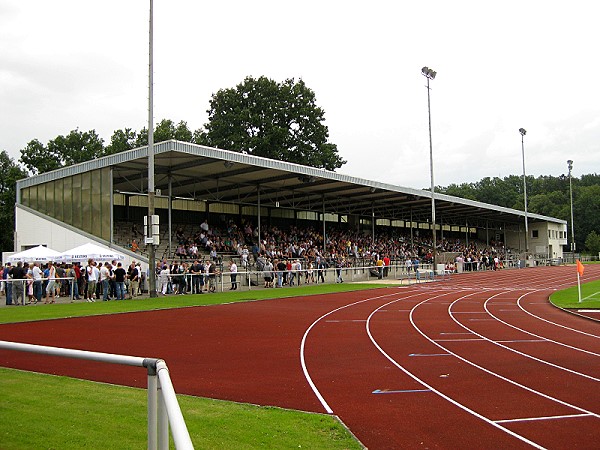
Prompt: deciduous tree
<box><xmin>0</xmin><ymin>151</ymin><xmax>27</xmax><ymax>250</ymax></box>
<box><xmin>202</xmin><ymin>76</ymin><xmax>345</xmax><ymax>170</ymax></box>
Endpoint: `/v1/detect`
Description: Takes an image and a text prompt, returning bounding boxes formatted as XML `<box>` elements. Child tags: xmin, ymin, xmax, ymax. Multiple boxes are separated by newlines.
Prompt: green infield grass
<box><xmin>0</xmin><ymin>282</ymin><xmax>391</xmax><ymax>324</ymax></box>
<box><xmin>0</xmin><ymin>367</ymin><xmax>362</xmax><ymax>449</ymax></box>
<box><xmin>550</xmin><ymin>278</ymin><xmax>600</xmax><ymax>309</ymax></box>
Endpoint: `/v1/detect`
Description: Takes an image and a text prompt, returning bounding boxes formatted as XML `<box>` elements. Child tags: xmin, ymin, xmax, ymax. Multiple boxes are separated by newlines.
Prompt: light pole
<box><xmin>422</xmin><ymin>66</ymin><xmax>437</xmax><ymax>270</ymax></box>
<box><xmin>519</xmin><ymin>128</ymin><xmax>529</xmax><ymax>259</ymax></box>
<box><xmin>147</xmin><ymin>0</ymin><xmax>157</xmax><ymax>297</ymax></box>
<box><xmin>567</xmin><ymin>159</ymin><xmax>575</xmax><ymax>259</ymax></box>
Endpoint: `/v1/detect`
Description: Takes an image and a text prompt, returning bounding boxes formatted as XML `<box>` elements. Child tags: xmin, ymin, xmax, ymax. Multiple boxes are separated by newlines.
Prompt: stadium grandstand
<box><xmin>12</xmin><ymin>140</ymin><xmax>567</xmax><ymax>275</ymax></box>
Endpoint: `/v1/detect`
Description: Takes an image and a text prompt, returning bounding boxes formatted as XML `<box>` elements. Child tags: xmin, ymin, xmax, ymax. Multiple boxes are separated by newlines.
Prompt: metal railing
<box><xmin>0</xmin><ymin>340</ymin><xmax>193</xmax><ymax>449</ymax></box>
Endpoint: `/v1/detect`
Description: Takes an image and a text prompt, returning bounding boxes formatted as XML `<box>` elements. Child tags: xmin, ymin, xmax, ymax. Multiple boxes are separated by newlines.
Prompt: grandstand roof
<box><xmin>18</xmin><ymin>140</ymin><xmax>566</xmax><ymax>229</ymax></box>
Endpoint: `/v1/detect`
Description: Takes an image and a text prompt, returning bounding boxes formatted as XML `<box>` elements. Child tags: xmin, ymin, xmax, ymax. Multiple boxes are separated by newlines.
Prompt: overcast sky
<box><xmin>1</xmin><ymin>1</ymin><xmax>598</xmax><ymax>188</ymax></box>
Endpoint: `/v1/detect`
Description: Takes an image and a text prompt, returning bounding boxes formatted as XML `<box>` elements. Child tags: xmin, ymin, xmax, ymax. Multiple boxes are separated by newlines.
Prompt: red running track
<box><xmin>0</xmin><ymin>265</ymin><xmax>598</xmax><ymax>449</ymax></box>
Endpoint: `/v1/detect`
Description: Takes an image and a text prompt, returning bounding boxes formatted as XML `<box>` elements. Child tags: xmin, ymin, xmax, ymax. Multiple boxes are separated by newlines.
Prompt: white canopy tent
<box><xmin>7</xmin><ymin>245</ymin><xmax>62</xmax><ymax>263</ymax></box>
<box><xmin>59</xmin><ymin>243</ymin><xmax>126</xmax><ymax>263</ymax></box>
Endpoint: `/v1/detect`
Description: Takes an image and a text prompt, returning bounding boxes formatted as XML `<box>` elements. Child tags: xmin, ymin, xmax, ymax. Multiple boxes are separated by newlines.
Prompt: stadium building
<box><xmin>13</xmin><ymin>140</ymin><xmax>567</xmax><ymax>266</ymax></box>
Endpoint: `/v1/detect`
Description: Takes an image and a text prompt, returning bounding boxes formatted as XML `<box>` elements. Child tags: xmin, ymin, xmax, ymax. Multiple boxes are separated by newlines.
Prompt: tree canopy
<box><xmin>0</xmin><ymin>151</ymin><xmax>27</xmax><ymax>250</ymax></box>
<box><xmin>438</xmin><ymin>173</ymin><xmax>600</xmax><ymax>252</ymax></box>
<box><xmin>200</xmin><ymin>76</ymin><xmax>345</xmax><ymax>170</ymax></box>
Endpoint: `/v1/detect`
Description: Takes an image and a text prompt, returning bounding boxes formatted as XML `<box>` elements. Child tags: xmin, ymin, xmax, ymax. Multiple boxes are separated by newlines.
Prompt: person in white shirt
<box><xmin>229</xmin><ymin>259</ymin><xmax>238</xmax><ymax>290</ymax></box>
<box><xmin>100</xmin><ymin>262</ymin><xmax>111</xmax><ymax>301</ymax></box>
<box><xmin>86</xmin><ymin>259</ymin><xmax>98</xmax><ymax>302</ymax></box>
<box><xmin>32</xmin><ymin>262</ymin><xmax>43</xmax><ymax>303</ymax></box>
<box><xmin>44</xmin><ymin>261</ymin><xmax>57</xmax><ymax>304</ymax></box>
<box><xmin>159</xmin><ymin>265</ymin><xmax>170</xmax><ymax>295</ymax></box>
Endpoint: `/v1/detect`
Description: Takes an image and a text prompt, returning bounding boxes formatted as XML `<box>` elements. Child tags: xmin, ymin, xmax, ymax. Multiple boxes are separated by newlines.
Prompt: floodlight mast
<box><xmin>147</xmin><ymin>0</ymin><xmax>157</xmax><ymax>297</ymax></box>
<box><xmin>567</xmin><ymin>159</ymin><xmax>575</xmax><ymax>256</ymax></box>
<box><xmin>519</xmin><ymin>128</ymin><xmax>529</xmax><ymax>258</ymax></box>
<box><xmin>422</xmin><ymin>66</ymin><xmax>437</xmax><ymax>270</ymax></box>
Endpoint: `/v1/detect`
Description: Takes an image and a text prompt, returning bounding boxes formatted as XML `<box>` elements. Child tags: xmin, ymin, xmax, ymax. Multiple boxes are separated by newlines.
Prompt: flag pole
<box><xmin>576</xmin><ymin>259</ymin><xmax>584</xmax><ymax>303</ymax></box>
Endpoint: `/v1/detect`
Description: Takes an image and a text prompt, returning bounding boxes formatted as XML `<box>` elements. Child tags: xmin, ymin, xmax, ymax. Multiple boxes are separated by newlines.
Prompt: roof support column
<box><xmin>168</xmin><ymin>175</ymin><xmax>172</xmax><ymax>259</ymax></box>
<box><xmin>410</xmin><ymin>208</ymin><xmax>414</xmax><ymax>253</ymax></box>
<box><xmin>322</xmin><ymin>195</ymin><xmax>326</xmax><ymax>254</ymax></box>
<box><xmin>372</xmin><ymin>205</ymin><xmax>375</xmax><ymax>245</ymax></box>
<box><xmin>110</xmin><ymin>166</ymin><xmax>114</xmax><ymax>244</ymax></box>
<box><xmin>257</xmin><ymin>185</ymin><xmax>261</xmax><ymax>246</ymax></box>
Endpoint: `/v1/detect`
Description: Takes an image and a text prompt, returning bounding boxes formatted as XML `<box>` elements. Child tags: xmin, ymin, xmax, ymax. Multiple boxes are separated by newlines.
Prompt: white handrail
<box><xmin>0</xmin><ymin>340</ymin><xmax>193</xmax><ymax>449</ymax></box>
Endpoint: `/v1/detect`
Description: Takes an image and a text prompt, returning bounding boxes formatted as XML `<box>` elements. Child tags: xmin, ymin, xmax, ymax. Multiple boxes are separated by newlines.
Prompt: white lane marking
<box><xmin>366</xmin><ymin>291</ymin><xmax>548</xmax><ymax>450</ymax></box>
<box><xmin>300</xmin><ymin>289</ymin><xmax>427</xmax><ymax>414</ymax></box>
<box><xmin>485</xmin><ymin>293</ymin><xmax>600</xmax><ymax>357</ymax></box>
<box><xmin>447</xmin><ymin>293</ymin><xmax>600</xmax><ymax>395</ymax></box>
<box><xmin>495</xmin><ymin>413</ymin><xmax>593</xmax><ymax>424</ymax></box>
<box><xmin>517</xmin><ymin>295</ymin><xmax>600</xmax><ymax>340</ymax></box>
<box><xmin>448</xmin><ymin>293</ymin><xmax>600</xmax><ymax>382</ymax></box>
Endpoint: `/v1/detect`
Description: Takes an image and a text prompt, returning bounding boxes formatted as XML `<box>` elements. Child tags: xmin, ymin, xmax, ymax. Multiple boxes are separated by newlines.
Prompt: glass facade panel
<box><xmin>54</xmin><ymin>178</ymin><xmax>64</xmax><ymax>222</ymax></box>
<box><xmin>271</xmin><ymin>208</ymin><xmax>295</xmax><ymax>219</ymax></box>
<box><xmin>209</xmin><ymin>202</ymin><xmax>239</xmax><ymax>214</ymax></box>
<box><xmin>63</xmin><ymin>177</ymin><xmax>72</xmax><ymax>224</ymax></box>
<box><xmin>72</xmin><ymin>174</ymin><xmax>82</xmax><ymax>230</ymax></box>
<box><xmin>81</xmin><ymin>171</ymin><xmax>92</xmax><ymax>234</ymax></box>
<box><xmin>37</xmin><ymin>184</ymin><xmax>46</xmax><ymax>214</ymax></box>
<box><xmin>27</xmin><ymin>187</ymin><xmax>36</xmax><ymax>210</ymax></box>
<box><xmin>45</xmin><ymin>182</ymin><xmax>55</xmax><ymax>218</ymax></box>
<box><xmin>113</xmin><ymin>193</ymin><xmax>126</xmax><ymax>206</ymax></box>
<box><xmin>91</xmin><ymin>170</ymin><xmax>102</xmax><ymax>237</ymax></box>
<box><xmin>100</xmin><ymin>168</ymin><xmax>111</xmax><ymax>241</ymax></box>
<box><xmin>21</xmin><ymin>187</ymin><xmax>30</xmax><ymax>208</ymax></box>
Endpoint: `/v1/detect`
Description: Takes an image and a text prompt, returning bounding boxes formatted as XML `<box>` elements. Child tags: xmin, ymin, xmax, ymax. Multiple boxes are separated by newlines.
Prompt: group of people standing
<box><xmin>155</xmin><ymin>258</ymin><xmax>238</xmax><ymax>295</ymax></box>
<box><xmin>1</xmin><ymin>259</ymin><xmax>143</xmax><ymax>305</ymax></box>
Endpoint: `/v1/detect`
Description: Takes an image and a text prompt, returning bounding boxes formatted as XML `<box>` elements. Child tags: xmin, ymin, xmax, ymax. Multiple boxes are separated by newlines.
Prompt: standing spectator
<box><xmin>159</xmin><ymin>265</ymin><xmax>170</xmax><ymax>295</ymax></box>
<box><xmin>108</xmin><ymin>260</ymin><xmax>117</xmax><ymax>299</ymax></box>
<box><xmin>128</xmin><ymin>262</ymin><xmax>140</xmax><ymax>298</ymax></box>
<box><xmin>114</xmin><ymin>262</ymin><xmax>127</xmax><ymax>300</ymax></box>
<box><xmin>100</xmin><ymin>262</ymin><xmax>111</xmax><ymax>301</ymax></box>
<box><xmin>383</xmin><ymin>254</ymin><xmax>390</xmax><ymax>277</ymax></box>
<box><xmin>190</xmin><ymin>260</ymin><xmax>204</xmax><ymax>294</ymax></box>
<box><xmin>207</xmin><ymin>260</ymin><xmax>217</xmax><ymax>292</ymax></box>
<box><xmin>229</xmin><ymin>259</ymin><xmax>238</xmax><ymax>290</ymax></box>
<box><xmin>44</xmin><ymin>261</ymin><xmax>57</xmax><ymax>304</ymax></box>
<box><xmin>86</xmin><ymin>260</ymin><xmax>98</xmax><ymax>302</ymax></box>
<box><xmin>73</xmin><ymin>263</ymin><xmax>82</xmax><ymax>299</ymax></box>
<box><xmin>276</xmin><ymin>259</ymin><xmax>286</xmax><ymax>288</ymax></box>
<box><xmin>25</xmin><ymin>263</ymin><xmax>35</xmax><ymax>304</ymax></box>
<box><xmin>316</xmin><ymin>258</ymin><xmax>326</xmax><ymax>284</ymax></box>
<box><xmin>376</xmin><ymin>256</ymin><xmax>384</xmax><ymax>279</ymax></box>
<box><xmin>335</xmin><ymin>258</ymin><xmax>344</xmax><ymax>283</ymax></box>
<box><xmin>9</xmin><ymin>261</ymin><xmax>27</xmax><ymax>306</ymax></box>
<box><xmin>264</xmin><ymin>258</ymin><xmax>274</xmax><ymax>288</ymax></box>
<box><xmin>32</xmin><ymin>262</ymin><xmax>43</xmax><ymax>303</ymax></box>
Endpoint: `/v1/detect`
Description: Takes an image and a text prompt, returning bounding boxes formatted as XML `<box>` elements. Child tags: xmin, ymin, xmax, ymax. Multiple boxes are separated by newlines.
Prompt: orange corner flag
<box><xmin>577</xmin><ymin>260</ymin><xmax>585</xmax><ymax>277</ymax></box>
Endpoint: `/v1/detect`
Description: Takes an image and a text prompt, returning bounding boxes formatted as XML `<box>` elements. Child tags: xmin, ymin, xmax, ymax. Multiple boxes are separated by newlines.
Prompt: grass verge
<box><xmin>0</xmin><ymin>367</ymin><xmax>362</xmax><ymax>449</ymax></box>
<box><xmin>0</xmin><ymin>282</ymin><xmax>391</xmax><ymax>324</ymax></box>
<box><xmin>549</xmin><ymin>278</ymin><xmax>600</xmax><ymax>309</ymax></box>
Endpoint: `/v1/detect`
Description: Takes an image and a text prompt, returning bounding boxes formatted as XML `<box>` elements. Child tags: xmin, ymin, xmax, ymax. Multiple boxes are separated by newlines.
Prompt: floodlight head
<box><xmin>519</xmin><ymin>128</ymin><xmax>526</xmax><ymax>136</ymax></box>
<box><xmin>567</xmin><ymin>160</ymin><xmax>573</xmax><ymax>171</ymax></box>
<box><xmin>421</xmin><ymin>66</ymin><xmax>436</xmax><ymax>79</ymax></box>
<box><xmin>223</xmin><ymin>161</ymin><xmax>234</xmax><ymax>169</ymax></box>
